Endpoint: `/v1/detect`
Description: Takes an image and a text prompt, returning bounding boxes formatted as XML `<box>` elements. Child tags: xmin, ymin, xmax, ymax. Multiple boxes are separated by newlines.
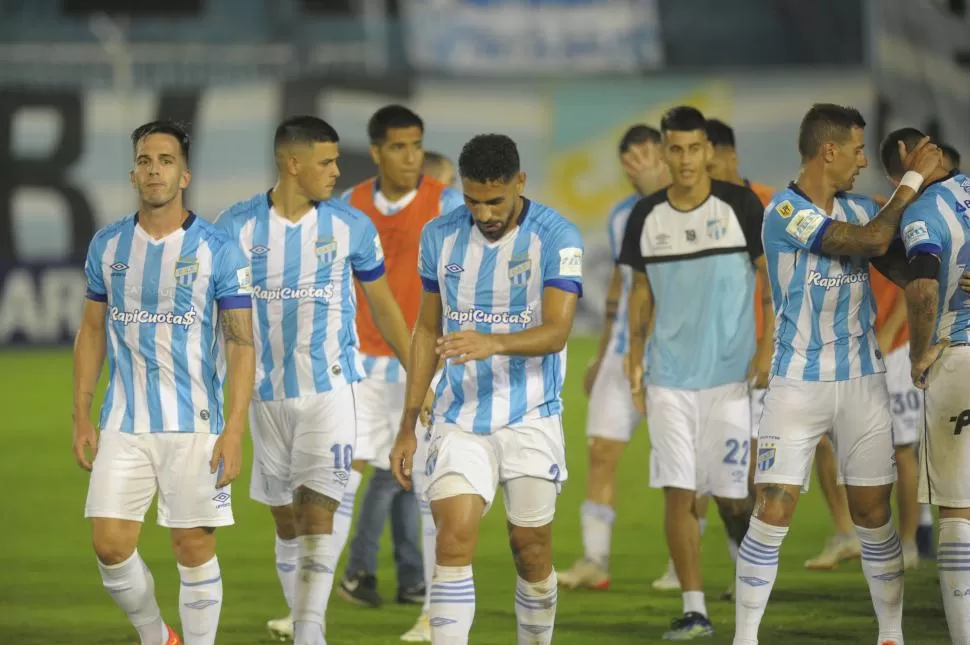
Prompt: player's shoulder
<box><xmin>837</xmin><ymin>191</ymin><xmax>878</xmax><ymax>212</ymax></box>
<box><xmin>216</xmin><ymin>192</ymin><xmax>267</xmax><ymax>230</ymax></box>
<box><xmin>526</xmin><ymin>199</ymin><xmax>581</xmax><ymax>241</ymax></box>
<box><xmin>192</xmin><ymin>213</ymin><xmax>240</xmax><ymax>252</ymax></box>
<box><xmin>925</xmin><ymin>172</ymin><xmax>969</xmax><ymax>202</ymax></box>
<box><xmin>711</xmin><ymin>179</ymin><xmax>761</xmax><ymax>210</ymax></box>
<box><xmin>438</xmin><ymin>186</ymin><xmax>465</xmax><ymax>214</ymax></box>
<box><xmin>89</xmin><ymin>214</ymin><xmax>135</xmax><ymax>251</ymax></box>
<box><xmin>321</xmin><ymin>197</ymin><xmax>372</xmax><ymax>228</ymax></box>
<box><xmin>765</xmin><ymin>185</ymin><xmax>815</xmax><ymax>220</ymax></box>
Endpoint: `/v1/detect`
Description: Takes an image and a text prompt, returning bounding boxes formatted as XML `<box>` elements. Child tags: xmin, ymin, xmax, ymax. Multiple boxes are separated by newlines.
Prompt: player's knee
<box><xmin>508</xmin><ymin>523</ymin><xmax>552</xmax><ymax>579</ymax></box>
<box><xmin>846</xmin><ymin>486</ymin><xmax>892</xmax><ymax>528</ymax></box>
<box><xmin>588</xmin><ymin>438</ymin><xmax>623</xmax><ymax>474</ymax></box>
<box><xmin>754</xmin><ymin>484</ymin><xmax>799</xmax><ymax>526</ymax></box>
<box><xmin>435</xmin><ymin>522</ymin><xmax>477</xmax><ymax>564</ymax></box>
<box><xmin>91</xmin><ymin>519</ymin><xmax>140</xmax><ymax>565</ymax></box>
<box><xmin>664</xmin><ymin>487</ymin><xmax>698</xmax><ymax>515</ymax></box>
<box><xmin>270</xmin><ymin>504</ymin><xmax>297</xmax><ymax>540</ymax></box>
<box><xmin>293</xmin><ymin>485</ymin><xmax>338</xmax><ymax>535</ymax></box>
<box><xmin>170</xmin><ymin>527</ymin><xmax>216</xmax><ymax>567</ymax></box>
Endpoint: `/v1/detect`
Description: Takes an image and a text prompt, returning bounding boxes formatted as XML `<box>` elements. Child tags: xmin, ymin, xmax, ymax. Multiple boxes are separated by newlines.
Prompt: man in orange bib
<box><xmin>340</xmin><ymin>105</ymin><xmax>463</xmax><ymax>642</ymax></box>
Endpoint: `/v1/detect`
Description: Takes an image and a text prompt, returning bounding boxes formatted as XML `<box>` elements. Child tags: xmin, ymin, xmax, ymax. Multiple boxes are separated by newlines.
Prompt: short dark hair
<box><xmin>798</xmin><ymin>103</ymin><xmax>866</xmax><ymax>160</ymax></box>
<box><xmin>458</xmin><ymin>134</ymin><xmax>520</xmax><ymax>184</ymax></box>
<box><xmin>274</xmin><ymin>115</ymin><xmax>340</xmax><ymax>151</ymax></box>
<box><xmin>367</xmin><ymin>105</ymin><xmax>424</xmax><ymax>145</ymax></box>
<box><xmin>618</xmin><ymin>124</ymin><xmax>661</xmax><ymax>155</ymax></box>
<box><xmin>131</xmin><ymin>120</ymin><xmax>191</xmax><ymax>163</ymax></box>
<box><xmin>705</xmin><ymin>119</ymin><xmax>736</xmax><ymax>148</ymax></box>
<box><xmin>941</xmin><ymin>143</ymin><xmax>961</xmax><ymax>169</ymax></box>
<box><xmin>660</xmin><ymin>106</ymin><xmax>707</xmax><ymax>136</ymax></box>
<box><xmin>880</xmin><ymin>127</ymin><xmax>927</xmax><ymax>178</ymax></box>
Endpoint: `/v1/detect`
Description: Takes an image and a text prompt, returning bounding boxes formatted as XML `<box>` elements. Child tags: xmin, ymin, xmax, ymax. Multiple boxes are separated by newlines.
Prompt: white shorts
<box><xmin>755</xmin><ymin>374</ymin><xmax>896</xmax><ymax>488</ymax></box>
<box><xmin>646</xmin><ymin>382</ymin><xmax>751</xmax><ymax>499</ymax></box>
<box><xmin>84</xmin><ymin>432</ymin><xmax>233</xmax><ymax>529</ymax></box>
<box><xmin>750</xmin><ymin>388</ymin><xmax>766</xmax><ymax>441</ymax></box>
<box><xmin>919</xmin><ymin>345</ymin><xmax>970</xmax><ymax>507</ymax></box>
<box><xmin>586</xmin><ymin>353</ymin><xmax>643</xmax><ymax>442</ymax></box>
<box><xmin>423</xmin><ymin>415</ymin><xmax>567</xmax><ymax>525</ymax></box>
<box><xmin>885</xmin><ymin>343</ymin><xmax>923</xmax><ymax>447</ymax></box>
<box><xmin>249</xmin><ymin>384</ymin><xmax>358</xmax><ymax>507</ymax></box>
<box><xmin>412</xmin><ymin>421</ymin><xmax>434</xmax><ymax>497</ymax></box>
<box><xmin>356</xmin><ymin>378</ymin><xmax>406</xmax><ymax>466</ymax></box>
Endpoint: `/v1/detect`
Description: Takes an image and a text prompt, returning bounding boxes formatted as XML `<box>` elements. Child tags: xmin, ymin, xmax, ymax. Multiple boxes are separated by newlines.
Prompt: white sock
<box><xmin>938</xmin><ymin>518</ymin><xmax>970</xmax><ymax>645</ymax></box>
<box><xmin>515</xmin><ymin>572</ymin><xmax>557</xmax><ymax>645</ymax></box>
<box><xmin>98</xmin><ymin>551</ymin><xmax>168</xmax><ymax>645</ymax></box>
<box><xmin>429</xmin><ymin>564</ymin><xmax>475</xmax><ymax>644</ymax></box>
<box><xmin>682</xmin><ymin>590</ymin><xmax>707</xmax><ymax>617</ymax></box>
<box><xmin>920</xmin><ymin>504</ymin><xmax>934</xmax><ymax>526</ymax></box>
<box><xmin>580</xmin><ymin>501</ymin><xmax>614</xmax><ymax>569</ymax></box>
<box><xmin>177</xmin><ymin>556</ymin><xmax>223</xmax><ymax>645</ymax></box>
<box><xmin>734</xmin><ymin>517</ymin><xmax>788</xmax><ymax>645</ymax></box>
<box><xmin>331</xmin><ymin>470</ymin><xmax>362</xmax><ymax>559</ymax></box>
<box><xmin>728</xmin><ymin>538</ymin><xmax>739</xmax><ymax>563</ymax></box>
<box><xmin>856</xmin><ymin>522</ymin><xmax>905</xmax><ymax>643</ymax></box>
<box><xmin>275</xmin><ymin>535</ymin><xmax>299</xmax><ymax>613</ymax></box>
<box><xmin>420</xmin><ymin>497</ymin><xmax>436</xmax><ymax>614</ymax></box>
<box><xmin>293</xmin><ymin>534</ymin><xmax>337</xmax><ymax>645</ymax></box>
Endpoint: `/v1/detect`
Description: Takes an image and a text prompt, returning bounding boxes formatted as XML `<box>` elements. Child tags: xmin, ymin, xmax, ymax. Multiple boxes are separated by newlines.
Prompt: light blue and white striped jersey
<box><xmin>900</xmin><ymin>172</ymin><xmax>970</xmax><ymax>345</ymax></box>
<box><xmin>84</xmin><ymin>213</ymin><xmax>253</xmax><ymax>435</ymax></box>
<box><xmin>420</xmin><ymin>199</ymin><xmax>583</xmax><ymax>434</ymax></box>
<box><xmin>216</xmin><ymin>192</ymin><xmax>386</xmax><ymax>401</ymax></box>
<box><xmin>763</xmin><ymin>183</ymin><xmax>883</xmax><ymax>381</ymax></box>
<box><xmin>606</xmin><ymin>193</ymin><xmax>639</xmax><ymax>356</ymax></box>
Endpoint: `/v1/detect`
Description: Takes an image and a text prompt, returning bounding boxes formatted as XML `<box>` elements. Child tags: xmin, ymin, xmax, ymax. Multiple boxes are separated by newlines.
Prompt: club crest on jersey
<box><xmin>315</xmin><ymin>238</ymin><xmax>338</xmax><ymax>266</ymax></box>
<box><xmin>174</xmin><ymin>256</ymin><xmax>199</xmax><ymax>286</ymax></box>
<box><xmin>757</xmin><ymin>444</ymin><xmax>776</xmax><ymax>471</ymax></box>
<box><xmin>508</xmin><ymin>255</ymin><xmax>532</xmax><ymax>285</ymax></box>
<box><xmin>706</xmin><ymin>212</ymin><xmax>728</xmax><ymax>240</ymax></box>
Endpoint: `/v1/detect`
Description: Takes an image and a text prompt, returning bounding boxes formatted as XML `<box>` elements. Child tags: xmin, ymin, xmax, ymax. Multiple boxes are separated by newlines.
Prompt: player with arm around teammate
<box><xmin>881</xmin><ymin>126</ymin><xmax>970</xmax><ymax>645</ymax></box>
<box><xmin>389</xmin><ymin>133</ymin><xmax>583</xmax><ymax>645</ymax></box>
<box><xmin>73</xmin><ymin>121</ymin><xmax>255</xmax><ymax>645</ymax></box>
<box><xmin>216</xmin><ymin>116</ymin><xmax>411</xmax><ymax>645</ymax></box>
<box><xmin>558</xmin><ymin>123</ymin><xmax>671</xmax><ymax>591</ymax></box>
<box><xmin>732</xmin><ymin>104</ymin><xmax>942</xmax><ymax>645</ymax></box>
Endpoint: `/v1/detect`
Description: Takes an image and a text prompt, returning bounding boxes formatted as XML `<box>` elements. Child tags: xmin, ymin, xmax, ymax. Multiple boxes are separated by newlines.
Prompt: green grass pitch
<box><xmin>0</xmin><ymin>337</ymin><xmax>950</xmax><ymax>644</ymax></box>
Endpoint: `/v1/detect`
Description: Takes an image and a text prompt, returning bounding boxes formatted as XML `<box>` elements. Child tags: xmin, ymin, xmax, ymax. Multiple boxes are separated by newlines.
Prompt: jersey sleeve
<box><xmin>212</xmin><ymin>241</ymin><xmax>253</xmax><ymax>309</ymax></box>
<box><xmin>540</xmin><ymin>222</ymin><xmax>584</xmax><ymax>297</ymax></box>
<box><xmin>350</xmin><ymin>216</ymin><xmax>386</xmax><ymax>283</ymax></box>
<box><xmin>737</xmin><ymin>188</ymin><xmax>766</xmax><ymax>262</ymax></box>
<box><xmin>84</xmin><ymin>235</ymin><xmax>107</xmax><ymax>302</ymax></box>
<box><xmin>901</xmin><ymin>200</ymin><xmax>946</xmax><ymax>258</ymax></box>
<box><xmin>618</xmin><ymin>201</ymin><xmax>649</xmax><ymax>272</ymax></box>
<box><xmin>439</xmin><ymin>188</ymin><xmax>464</xmax><ymax>215</ymax></box>
<box><xmin>763</xmin><ymin>198</ymin><xmax>831</xmax><ymax>253</ymax></box>
<box><xmin>418</xmin><ymin>223</ymin><xmax>441</xmax><ymax>294</ymax></box>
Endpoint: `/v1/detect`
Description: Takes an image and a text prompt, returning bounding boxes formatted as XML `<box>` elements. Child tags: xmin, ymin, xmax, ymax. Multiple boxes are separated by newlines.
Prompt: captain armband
<box><xmin>909</xmin><ymin>253</ymin><xmax>941</xmax><ymax>280</ymax></box>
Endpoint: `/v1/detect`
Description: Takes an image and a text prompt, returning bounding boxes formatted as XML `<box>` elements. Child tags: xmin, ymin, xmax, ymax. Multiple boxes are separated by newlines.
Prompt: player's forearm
<box><xmin>595</xmin><ymin>271</ymin><xmax>623</xmax><ymax>359</ymax></box>
<box><xmin>757</xmin><ymin>266</ymin><xmax>775</xmax><ymax>355</ymax></box>
<box><xmin>224</xmin><ymin>342</ymin><xmax>255</xmax><ymax>433</ymax></box>
<box><xmin>402</xmin><ymin>326</ymin><xmax>440</xmax><ymax>432</ymax></box>
<box><xmin>626</xmin><ymin>282</ymin><xmax>652</xmax><ymax>367</ymax></box>
<box><xmin>820</xmin><ymin>185</ymin><xmax>918</xmax><ymax>257</ymax></box>
<box><xmin>72</xmin><ymin>324</ymin><xmax>105</xmax><ymax>421</ymax></box>
<box><xmin>492</xmin><ymin>322</ymin><xmax>571</xmax><ymax>357</ymax></box>
<box><xmin>905</xmin><ymin>278</ymin><xmax>939</xmax><ymax>361</ymax></box>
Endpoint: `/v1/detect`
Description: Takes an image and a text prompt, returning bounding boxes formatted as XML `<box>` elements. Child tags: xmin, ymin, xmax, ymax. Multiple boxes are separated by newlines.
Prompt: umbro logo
<box><xmin>250</xmin><ymin>245</ymin><xmax>269</xmax><ymax>256</ymax></box>
<box><xmin>445</xmin><ymin>264</ymin><xmax>464</xmax><ymax>274</ymax></box>
<box><xmin>110</xmin><ymin>262</ymin><xmax>129</xmax><ymax>272</ymax></box>
<box><xmin>739</xmin><ymin>576</ymin><xmax>770</xmax><ymax>587</ymax></box>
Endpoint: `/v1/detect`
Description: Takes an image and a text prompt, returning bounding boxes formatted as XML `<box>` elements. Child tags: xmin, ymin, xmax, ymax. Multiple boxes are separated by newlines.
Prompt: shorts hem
<box><xmin>649</xmin><ymin>480</ymin><xmax>696</xmax><ymax>491</ymax></box>
<box><xmin>249</xmin><ymin>491</ymin><xmax>291</xmax><ymax>507</ymax></box>
<box><xmin>918</xmin><ymin>494</ymin><xmax>970</xmax><ymax>507</ymax></box>
<box><xmin>291</xmin><ymin>476</ymin><xmax>345</xmax><ymax>502</ymax></box>
<box><xmin>754</xmin><ymin>474</ymin><xmax>810</xmax><ymax>487</ymax></box>
<box><xmin>839</xmin><ymin>475</ymin><xmax>897</xmax><ymax>487</ymax></box>
<box><xmin>84</xmin><ymin>511</ymin><xmax>145</xmax><ymax>523</ymax></box>
<box><xmin>586</xmin><ymin>427</ymin><xmax>633</xmax><ymax>442</ymax></box>
<box><xmin>507</xmin><ymin>513</ymin><xmax>556</xmax><ymax>528</ymax></box>
<box><xmin>158</xmin><ymin>517</ymin><xmax>235</xmax><ymax>529</ymax></box>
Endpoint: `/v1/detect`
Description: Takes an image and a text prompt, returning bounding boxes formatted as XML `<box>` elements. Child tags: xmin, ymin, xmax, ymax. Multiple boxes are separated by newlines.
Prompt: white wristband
<box><xmin>899</xmin><ymin>171</ymin><xmax>924</xmax><ymax>193</ymax></box>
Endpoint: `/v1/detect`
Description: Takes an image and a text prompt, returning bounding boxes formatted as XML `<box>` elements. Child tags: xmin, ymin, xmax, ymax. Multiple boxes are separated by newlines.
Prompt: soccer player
<box><xmin>389</xmin><ymin>133</ymin><xmax>583</xmax><ymax>645</ymax></box>
<box><xmin>941</xmin><ymin>143</ymin><xmax>961</xmax><ymax>172</ymax></box>
<box><xmin>619</xmin><ymin>106</ymin><xmax>770</xmax><ymax>639</ymax></box>
<box><xmin>558</xmin><ymin>123</ymin><xmax>670</xmax><ymax>591</ymax></box>
<box><xmin>423</xmin><ymin>150</ymin><xmax>456</xmax><ymax>186</ymax></box>
<box><xmin>733</xmin><ymin>104</ymin><xmax>942</xmax><ymax>645</ymax></box>
<box><xmin>885</xmin><ymin>127</ymin><xmax>970</xmax><ymax>645</ymax></box>
<box><xmin>216</xmin><ymin>115</ymin><xmax>411</xmax><ymax>645</ymax></box>
<box><xmin>73</xmin><ymin>120</ymin><xmax>255</xmax><ymax>645</ymax></box>
<box><xmin>339</xmin><ymin>105</ymin><xmax>464</xmax><ymax>643</ymax></box>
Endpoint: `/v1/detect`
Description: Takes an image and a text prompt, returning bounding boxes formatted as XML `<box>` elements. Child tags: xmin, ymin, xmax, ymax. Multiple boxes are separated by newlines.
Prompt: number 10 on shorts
<box><xmin>331</xmin><ymin>443</ymin><xmax>353</xmax><ymax>471</ymax></box>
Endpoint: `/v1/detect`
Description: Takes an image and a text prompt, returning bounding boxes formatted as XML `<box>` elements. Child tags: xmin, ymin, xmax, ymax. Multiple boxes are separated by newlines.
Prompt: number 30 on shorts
<box><xmin>331</xmin><ymin>443</ymin><xmax>353</xmax><ymax>471</ymax></box>
<box><xmin>723</xmin><ymin>439</ymin><xmax>749</xmax><ymax>467</ymax></box>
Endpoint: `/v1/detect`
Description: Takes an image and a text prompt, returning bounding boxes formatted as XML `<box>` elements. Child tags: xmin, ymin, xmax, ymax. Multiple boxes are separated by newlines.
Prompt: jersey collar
<box><xmin>133</xmin><ymin>210</ymin><xmax>196</xmax><ymax>230</ymax></box>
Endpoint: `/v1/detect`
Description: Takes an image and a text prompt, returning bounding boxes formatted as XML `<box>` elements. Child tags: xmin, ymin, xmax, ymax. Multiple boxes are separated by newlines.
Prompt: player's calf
<box><xmin>170</xmin><ymin>527</ymin><xmax>221</xmax><ymax>645</ymax></box>
<box><xmin>292</xmin><ymin>486</ymin><xmax>341</xmax><ymax>645</ymax></box>
<box><xmin>714</xmin><ymin>496</ymin><xmax>753</xmax><ymax>548</ymax></box>
<box><xmin>938</xmin><ymin>508</ymin><xmax>970</xmax><ymax>645</ymax></box>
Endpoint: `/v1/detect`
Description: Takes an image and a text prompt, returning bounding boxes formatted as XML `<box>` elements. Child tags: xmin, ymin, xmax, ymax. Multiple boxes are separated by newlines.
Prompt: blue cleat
<box><xmin>662</xmin><ymin>612</ymin><xmax>715</xmax><ymax>640</ymax></box>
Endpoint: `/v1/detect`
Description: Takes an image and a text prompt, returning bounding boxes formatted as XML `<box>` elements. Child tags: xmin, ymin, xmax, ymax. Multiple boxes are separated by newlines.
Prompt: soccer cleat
<box><xmin>266</xmin><ymin>613</ymin><xmax>294</xmax><ymax>641</ymax></box>
<box><xmin>164</xmin><ymin>625</ymin><xmax>182</xmax><ymax>645</ymax></box>
<box><xmin>400</xmin><ymin>612</ymin><xmax>431</xmax><ymax>642</ymax></box>
<box><xmin>338</xmin><ymin>571</ymin><xmax>382</xmax><ymax>608</ymax></box>
<box><xmin>651</xmin><ymin>559</ymin><xmax>681</xmax><ymax>591</ymax></box>
<box><xmin>804</xmin><ymin>534</ymin><xmax>861</xmax><ymax>570</ymax></box>
<box><xmin>662</xmin><ymin>612</ymin><xmax>715</xmax><ymax>640</ymax></box>
<box><xmin>916</xmin><ymin>524</ymin><xmax>936</xmax><ymax>560</ymax></box>
<box><xmin>557</xmin><ymin>558</ymin><xmax>610</xmax><ymax>590</ymax></box>
<box><xmin>397</xmin><ymin>583</ymin><xmax>427</xmax><ymax>605</ymax></box>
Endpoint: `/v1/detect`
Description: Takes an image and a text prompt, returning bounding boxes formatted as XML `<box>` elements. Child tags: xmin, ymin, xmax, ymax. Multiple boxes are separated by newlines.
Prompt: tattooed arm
<box><xmin>625</xmin><ymin>270</ymin><xmax>654</xmax><ymax>414</ymax></box>
<box><xmin>220</xmin><ymin>307</ymin><xmax>255</xmax><ymax>435</ymax></box>
<box><xmin>904</xmin><ymin>277</ymin><xmax>940</xmax><ymax>383</ymax></box>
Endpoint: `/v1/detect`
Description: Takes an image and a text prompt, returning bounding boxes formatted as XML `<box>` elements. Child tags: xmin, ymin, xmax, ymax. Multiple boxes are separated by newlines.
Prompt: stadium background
<box><xmin>0</xmin><ymin>1</ymin><xmax>966</xmax><ymax>643</ymax></box>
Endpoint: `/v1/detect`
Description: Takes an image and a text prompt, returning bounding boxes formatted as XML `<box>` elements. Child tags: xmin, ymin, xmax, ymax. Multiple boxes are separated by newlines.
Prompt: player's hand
<box><xmin>419</xmin><ymin>389</ymin><xmax>435</xmax><ymax>427</ymax></box>
<box><xmin>621</xmin><ymin>143</ymin><xmax>669</xmax><ymax>195</ymax></box>
<box><xmin>876</xmin><ymin>328</ymin><xmax>895</xmax><ymax>361</ymax></box>
<box><xmin>583</xmin><ymin>355</ymin><xmax>602</xmax><ymax>397</ymax></box>
<box><xmin>389</xmin><ymin>429</ymin><xmax>418</xmax><ymax>490</ymax></box>
<box><xmin>961</xmin><ymin>270</ymin><xmax>970</xmax><ymax>294</ymax></box>
<box><xmin>911</xmin><ymin>339</ymin><xmax>949</xmax><ymax>389</ymax></box>
<box><xmin>900</xmin><ymin>136</ymin><xmax>942</xmax><ymax>180</ymax></box>
<box><xmin>210</xmin><ymin>429</ymin><xmax>242</xmax><ymax>488</ymax></box>
<box><xmin>747</xmin><ymin>347</ymin><xmax>772</xmax><ymax>389</ymax></box>
<box><xmin>72</xmin><ymin>418</ymin><xmax>98</xmax><ymax>471</ymax></box>
<box><xmin>436</xmin><ymin>331</ymin><xmax>500</xmax><ymax>365</ymax></box>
